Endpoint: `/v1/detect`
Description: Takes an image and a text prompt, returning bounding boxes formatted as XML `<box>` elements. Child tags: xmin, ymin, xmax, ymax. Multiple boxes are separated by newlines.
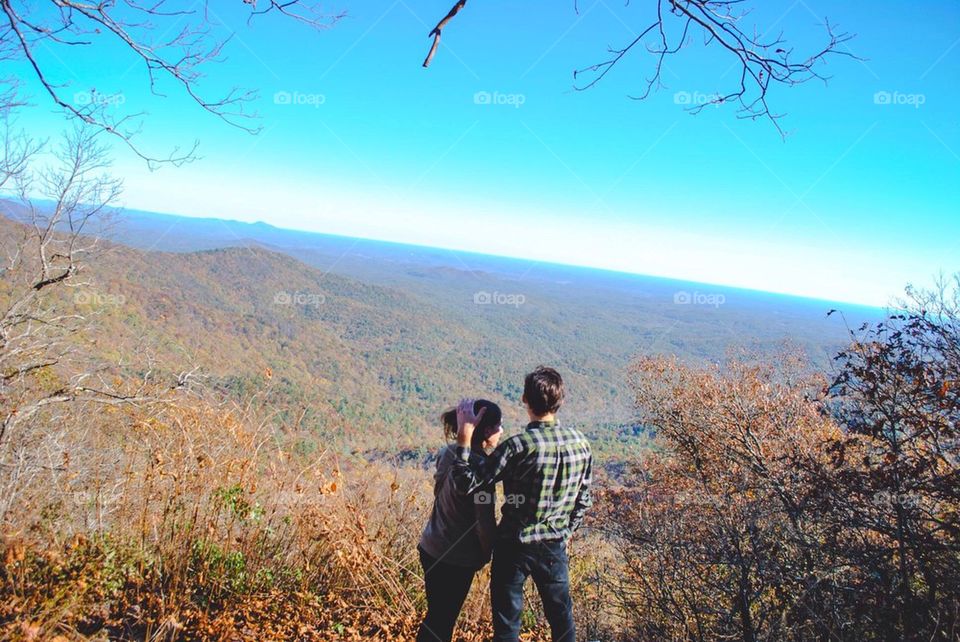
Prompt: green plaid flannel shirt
<box><xmin>452</xmin><ymin>420</ymin><xmax>593</xmax><ymax>543</ymax></box>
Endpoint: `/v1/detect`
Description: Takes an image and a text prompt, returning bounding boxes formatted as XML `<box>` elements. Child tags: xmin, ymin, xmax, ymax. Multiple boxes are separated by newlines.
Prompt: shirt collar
<box><xmin>526</xmin><ymin>419</ymin><xmax>558</xmax><ymax>430</ymax></box>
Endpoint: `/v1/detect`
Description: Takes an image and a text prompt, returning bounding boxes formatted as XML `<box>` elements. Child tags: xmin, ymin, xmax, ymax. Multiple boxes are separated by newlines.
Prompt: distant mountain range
<box><xmin>0</xmin><ymin>202</ymin><xmax>883</xmax><ymax>464</ymax></box>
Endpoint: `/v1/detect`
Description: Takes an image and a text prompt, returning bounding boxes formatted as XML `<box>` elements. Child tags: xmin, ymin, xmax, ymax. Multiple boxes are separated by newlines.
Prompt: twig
<box><xmin>423</xmin><ymin>0</ymin><xmax>468</xmax><ymax>68</ymax></box>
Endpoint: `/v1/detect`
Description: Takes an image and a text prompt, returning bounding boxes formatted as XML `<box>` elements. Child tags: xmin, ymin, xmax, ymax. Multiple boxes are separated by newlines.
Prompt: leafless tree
<box><xmin>0</xmin><ymin>125</ymin><xmax>148</xmax><ymax>448</ymax></box>
<box><xmin>424</xmin><ymin>0</ymin><xmax>857</xmax><ymax>136</ymax></box>
<box><xmin>0</xmin><ymin>1</ymin><xmax>345</xmax><ymax>167</ymax></box>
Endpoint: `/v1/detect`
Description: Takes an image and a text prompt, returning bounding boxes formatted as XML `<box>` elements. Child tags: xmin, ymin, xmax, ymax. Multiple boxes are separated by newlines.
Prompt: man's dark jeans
<box><xmin>491</xmin><ymin>539</ymin><xmax>575</xmax><ymax>642</ymax></box>
<box><xmin>416</xmin><ymin>546</ymin><xmax>477</xmax><ymax>642</ymax></box>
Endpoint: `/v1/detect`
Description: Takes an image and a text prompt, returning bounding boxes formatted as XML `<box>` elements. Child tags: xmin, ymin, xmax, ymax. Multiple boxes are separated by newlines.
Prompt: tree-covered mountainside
<box><xmin>0</xmin><ymin>207</ymin><xmax>877</xmax><ymax>463</ymax></box>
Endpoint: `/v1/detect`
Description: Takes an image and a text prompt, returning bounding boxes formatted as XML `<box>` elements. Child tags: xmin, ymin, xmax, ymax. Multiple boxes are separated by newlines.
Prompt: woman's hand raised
<box><xmin>455</xmin><ymin>398</ymin><xmax>486</xmax><ymax>447</ymax></box>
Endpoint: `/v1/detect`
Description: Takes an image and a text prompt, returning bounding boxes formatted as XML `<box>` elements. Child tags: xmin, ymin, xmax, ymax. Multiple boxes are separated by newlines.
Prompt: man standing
<box><xmin>452</xmin><ymin>366</ymin><xmax>593</xmax><ymax>642</ymax></box>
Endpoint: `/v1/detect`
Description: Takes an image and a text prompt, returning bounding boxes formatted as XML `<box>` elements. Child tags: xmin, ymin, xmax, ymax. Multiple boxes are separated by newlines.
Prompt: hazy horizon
<box><xmin>93</xmin><ymin>201</ymin><xmax>891</xmax><ymax>310</ymax></box>
<box><xmin>8</xmin><ymin>1</ymin><xmax>958</xmax><ymax>308</ymax></box>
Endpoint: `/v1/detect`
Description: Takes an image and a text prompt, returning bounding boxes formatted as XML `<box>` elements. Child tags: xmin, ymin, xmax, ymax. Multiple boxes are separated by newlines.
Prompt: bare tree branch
<box><xmin>0</xmin><ymin>1</ymin><xmax>344</xmax><ymax>167</ymax></box>
<box><xmin>0</xmin><ymin>125</ymin><xmax>125</xmax><ymax>445</ymax></box>
<box><xmin>424</xmin><ymin>0</ymin><xmax>858</xmax><ymax>136</ymax></box>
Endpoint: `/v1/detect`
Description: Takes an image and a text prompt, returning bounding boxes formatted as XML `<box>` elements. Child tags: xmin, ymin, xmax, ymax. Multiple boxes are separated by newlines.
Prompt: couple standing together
<box><xmin>417</xmin><ymin>367</ymin><xmax>593</xmax><ymax>642</ymax></box>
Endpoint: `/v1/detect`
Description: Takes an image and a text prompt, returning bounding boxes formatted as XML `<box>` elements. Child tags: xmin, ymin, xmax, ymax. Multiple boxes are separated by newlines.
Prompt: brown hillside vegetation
<box><xmin>598</xmin><ymin>279</ymin><xmax>960</xmax><ymax>641</ymax></box>
<box><xmin>2</xmin><ymin>274</ymin><xmax>957</xmax><ymax>640</ymax></box>
<box><xmin>0</xmin><ymin>386</ymin><xmax>605</xmax><ymax>641</ymax></box>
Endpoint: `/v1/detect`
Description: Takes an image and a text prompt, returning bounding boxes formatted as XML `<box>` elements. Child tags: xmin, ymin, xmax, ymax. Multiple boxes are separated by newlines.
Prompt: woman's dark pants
<box><xmin>416</xmin><ymin>546</ymin><xmax>477</xmax><ymax>642</ymax></box>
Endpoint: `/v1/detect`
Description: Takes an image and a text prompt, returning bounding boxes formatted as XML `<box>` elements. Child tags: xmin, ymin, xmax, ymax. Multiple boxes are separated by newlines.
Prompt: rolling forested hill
<box><xmin>0</xmin><ymin>205</ymin><xmax>880</xmax><ymax>464</ymax></box>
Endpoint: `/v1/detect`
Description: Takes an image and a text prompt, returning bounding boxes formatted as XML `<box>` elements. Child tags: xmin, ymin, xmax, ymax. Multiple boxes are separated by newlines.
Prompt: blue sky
<box><xmin>12</xmin><ymin>0</ymin><xmax>960</xmax><ymax>306</ymax></box>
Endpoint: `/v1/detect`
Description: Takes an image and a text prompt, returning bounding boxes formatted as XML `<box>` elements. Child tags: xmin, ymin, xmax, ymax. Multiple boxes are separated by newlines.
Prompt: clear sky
<box><xmin>11</xmin><ymin>0</ymin><xmax>960</xmax><ymax>306</ymax></box>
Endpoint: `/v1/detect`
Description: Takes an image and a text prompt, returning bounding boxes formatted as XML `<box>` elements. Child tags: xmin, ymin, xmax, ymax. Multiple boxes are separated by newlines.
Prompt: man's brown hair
<box><xmin>523</xmin><ymin>366</ymin><xmax>564</xmax><ymax>417</ymax></box>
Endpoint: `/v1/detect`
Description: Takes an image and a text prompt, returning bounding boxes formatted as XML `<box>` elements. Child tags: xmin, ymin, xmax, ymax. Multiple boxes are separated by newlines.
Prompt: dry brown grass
<box><xmin>0</xmin><ymin>390</ymin><xmax>603</xmax><ymax>641</ymax></box>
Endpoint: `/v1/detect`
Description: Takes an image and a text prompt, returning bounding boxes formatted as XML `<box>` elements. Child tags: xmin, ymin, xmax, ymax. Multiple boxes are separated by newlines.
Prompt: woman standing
<box><xmin>416</xmin><ymin>399</ymin><xmax>503</xmax><ymax>642</ymax></box>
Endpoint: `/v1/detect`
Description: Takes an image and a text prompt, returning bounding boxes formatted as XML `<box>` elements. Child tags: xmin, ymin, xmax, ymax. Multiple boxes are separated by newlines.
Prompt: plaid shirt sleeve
<box><xmin>568</xmin><ymin>450</ymin><xmax>593</xmax><ymax>533</ymax></box>
<box><xmin>450</xmin><ymin>439</ymin><xmax>522</xmax><ymax>495</ymax></box>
